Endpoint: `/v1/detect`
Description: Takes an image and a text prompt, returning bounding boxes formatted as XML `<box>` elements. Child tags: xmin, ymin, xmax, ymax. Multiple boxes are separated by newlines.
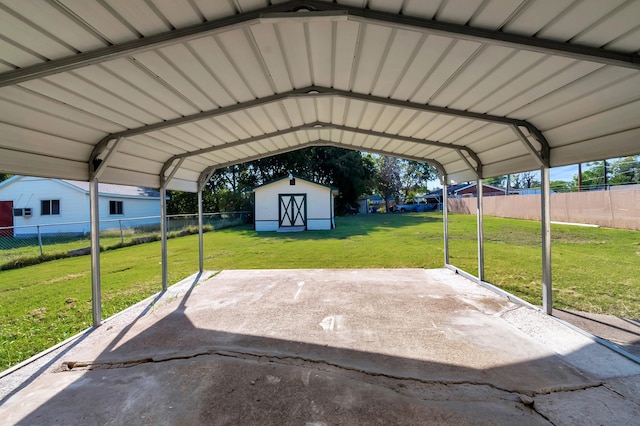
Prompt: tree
<box><xmin>572</xmin><ymin>157</ymin><xmax>639</xmax><ymax>190</ymax></box>
<box><xmin>609</xmin><ymin>156</ymin><xmax>639</xmax><ymax>186</ymax></box>
<box><xmin>398</xmin><ymin>161</ymin><xmax>437</xmax><ymax>201</ymax></box>
<box><xmin>306</xmin><ymin>148</ymin><xmax>376</xmax><ymax>214</ymax></box>
<box><xmin>519</xmin><ymin>171</ymin><xmax>540</xmax><ymax>189</ymax></box>
<box><xmin>0</xmin><ymin>173</ymin><xmax>11</xmax><ymax>183</ymax></box>
<box><xmin>375</xmin><ymin>156</ymin><xmax>402</xmax><ymax>212</ymax></box>
<box><xmin>549</xmin><ymin>180</ymin><xmax>571</xmax><ymax>193</ymax></box>
<box><xmin>484</xmin><ymin>175</ymin><xmax>506</xmax><ymax>188</ymax></box>
<box><xmin>573</xmin><ymin>161</ymin><xmax>607</xmax><ymax>190</ymax></box>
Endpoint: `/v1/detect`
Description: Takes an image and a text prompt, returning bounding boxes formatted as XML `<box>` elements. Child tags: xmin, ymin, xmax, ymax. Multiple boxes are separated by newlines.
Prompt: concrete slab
<box><xmin>553</xmin><ymin>309</ymin><xmax>640</xmax><ymax>358</ymax></box>
<box><xmin>1</xmin><ymin>269</ymin><xmax>639</xmax><ymax>425</ymax></box>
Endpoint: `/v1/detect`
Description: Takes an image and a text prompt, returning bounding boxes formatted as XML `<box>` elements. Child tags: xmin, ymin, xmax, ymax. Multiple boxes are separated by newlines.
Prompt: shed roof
<box><xmin>0</xmin><ymin>0</ymin><xmax>638</xmax><ymax>191</ymax></box>
<box><xmin>253</xmin><ymin>175</ymin><xmax>338</xmax><ymax>192</ymax></box>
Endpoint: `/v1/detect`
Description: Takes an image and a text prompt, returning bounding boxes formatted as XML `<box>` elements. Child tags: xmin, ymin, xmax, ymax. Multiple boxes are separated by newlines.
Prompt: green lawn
<box><xmin>1</xmin><ymin>212</ymin><xmax>638</xmax><ymax>371</ymax></box>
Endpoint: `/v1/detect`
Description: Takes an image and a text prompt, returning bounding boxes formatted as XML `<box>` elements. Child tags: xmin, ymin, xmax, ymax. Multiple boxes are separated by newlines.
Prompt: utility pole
<box><xmin>578</xmin><ymin>163</ymin><xmax>582</xmax><ymax>191</ymax></box>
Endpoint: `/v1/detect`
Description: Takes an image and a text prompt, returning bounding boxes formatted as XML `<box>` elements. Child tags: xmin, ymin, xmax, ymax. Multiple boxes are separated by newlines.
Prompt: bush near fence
<box><xmin>0</xmin><ymin>212</ymin><xmax>251</xmax><ymax>271</ymax></box>
<box><xmin>447</xmin><ymin>189</ymin><xmax>640</xmax><ymax>230</ymax></box>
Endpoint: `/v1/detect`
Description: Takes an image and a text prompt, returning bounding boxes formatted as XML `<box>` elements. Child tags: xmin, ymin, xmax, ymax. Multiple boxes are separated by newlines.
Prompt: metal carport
<box><xmin>0</xmin><ymin>0</ymin><xmax>639</xmax><ymax>328</ymax></box>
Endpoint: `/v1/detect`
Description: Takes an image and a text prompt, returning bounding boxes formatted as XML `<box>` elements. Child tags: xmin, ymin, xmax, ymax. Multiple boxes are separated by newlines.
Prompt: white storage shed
<box><xmin>253</xmin><ymin>176</ymin><xmax>338</xmax><ymax>232</ymax></box>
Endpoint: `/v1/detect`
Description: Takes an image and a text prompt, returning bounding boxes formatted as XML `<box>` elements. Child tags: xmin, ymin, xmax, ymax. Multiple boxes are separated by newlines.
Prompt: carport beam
<box><xmin>477</xmin><ymin>178</ymin><xmax>485</xmax><ymax>282</ymax></box>
<box><xmin>541</xmin><ymin>166</ymin><xmax>552</xmax><ymax>314</ymax></box>
<box><xmin>89</xmin><ymin>177</ymin><xmax>101</xmax><ymax>327</ymax></box>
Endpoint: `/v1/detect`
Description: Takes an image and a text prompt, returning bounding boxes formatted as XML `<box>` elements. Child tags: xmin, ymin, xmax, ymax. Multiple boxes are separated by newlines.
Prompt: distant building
<box><xmin>252</xmin><ymin>175</ymin><xmax>338</xmax><ymax>231</ymax></box>
<box><xmin>0</xmin><ymin>176</ymin><xmax>161</xmax><ymax>237</ymax></box>
<box><xmin>453</xmin><ymin>182</ymin><xmax>506</xmax><ymax>198</ymax></box>
<box><xmin>423</xmin><ymin>183</ymin><xmax>507</xmax><ymax>210</ymax></box>
<box><xmin>357</xmin><ymin>195</ymin><xmax>397</xmax><ymax>213</ymax></box>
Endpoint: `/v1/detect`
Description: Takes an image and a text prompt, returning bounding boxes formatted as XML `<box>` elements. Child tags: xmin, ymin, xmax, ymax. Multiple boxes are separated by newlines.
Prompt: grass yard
<box><xmin>1</xmin><ymin>212</ymin><xmax>638</xmax><ymax>371</ymax></box>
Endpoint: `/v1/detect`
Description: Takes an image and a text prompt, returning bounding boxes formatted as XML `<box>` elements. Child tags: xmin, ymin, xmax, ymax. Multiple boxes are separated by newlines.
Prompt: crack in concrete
<box><xmin>529</xmin><ymin>404</ymin><xmax>557</xmax><ymax>426</ymax></box>
<box><xmin>60</xmin><ymin>347</ymin><xmax>605</xmax><ymax>400</ymax></box>
<box><xmin>603</xmin><ymin>382</ymin><xmax>640</xmax><ymax>408</ymax></box>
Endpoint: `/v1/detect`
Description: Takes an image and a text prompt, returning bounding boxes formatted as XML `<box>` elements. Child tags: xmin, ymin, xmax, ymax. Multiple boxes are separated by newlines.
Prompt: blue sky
<box><xmin>428</xmin><ymin>163</ymin><xmax>584</xmax><ymax>189</ymax></box>
<box><xmin>549</xmin><ymin>164</ymin><xmax>579</xmax><ymax>181</ymax></box>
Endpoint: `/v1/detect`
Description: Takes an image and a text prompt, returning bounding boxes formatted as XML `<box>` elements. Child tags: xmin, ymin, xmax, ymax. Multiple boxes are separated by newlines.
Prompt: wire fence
<box><xmin>0</xmin><ymin>212</ymin><xmax>251</xmax><ymax>270</ymax></box>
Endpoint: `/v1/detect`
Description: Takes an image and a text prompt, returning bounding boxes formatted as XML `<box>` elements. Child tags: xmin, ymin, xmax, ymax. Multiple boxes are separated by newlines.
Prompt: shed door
<box><xmin>279</xmin><ymin>194</ymin><xmax>306</xmax><ymax>228</ymax></box>
<box><xmin>0</xmin><ymin>201</ymin><xmax>13</xmax><ymax>237</ymax></box>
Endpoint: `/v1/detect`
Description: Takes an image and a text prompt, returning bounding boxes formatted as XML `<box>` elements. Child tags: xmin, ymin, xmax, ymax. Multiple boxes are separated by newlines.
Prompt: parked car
<box><xmin>395</xmin><ymin>203</ymin><xmax>436</xmax><ymax>212</ymax></box>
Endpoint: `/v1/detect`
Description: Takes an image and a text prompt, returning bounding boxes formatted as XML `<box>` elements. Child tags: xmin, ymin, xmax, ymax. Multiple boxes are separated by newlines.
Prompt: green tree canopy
<box><xmin>609</xmin><ymin>156</ymin><xmax>640</xmax><ymax>186</ymax></box>
<box><xmin>374</xmin><ymin>156</ymin><xmax>402</xmax><ymax>212</ymax></box>
<box><xmin>569</xmin><ymin>156</ymin><xmax>639</xmax><ymax>190</ymax></box>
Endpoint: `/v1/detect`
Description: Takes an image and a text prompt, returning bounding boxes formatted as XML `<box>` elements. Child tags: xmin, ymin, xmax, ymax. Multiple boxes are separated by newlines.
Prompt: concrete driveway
<box><xmin>1</xmin><ymin>269</ymin><xmax>639</xmax><ymax>425</ymax></box>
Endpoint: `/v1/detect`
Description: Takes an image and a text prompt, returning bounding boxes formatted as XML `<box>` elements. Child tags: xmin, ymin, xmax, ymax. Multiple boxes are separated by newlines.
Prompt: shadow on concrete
<box><xmin>11</xmin><ymin>279</ymin><xmax>628</xmax><ymax>425</ymax></box>
<box><xmin>0</xmin><ymin>326</ymin><xmax>92</xmax><ymax>408</ymax></box>
<box><xmin>0</xmin><ymin>286</ymin><xmax>173</xmax><ymax>409</ymax></box>
<box><xmin>554</xmin><ymin>308</ymin><xmax>640</xmax><ymax>358</ymax></box>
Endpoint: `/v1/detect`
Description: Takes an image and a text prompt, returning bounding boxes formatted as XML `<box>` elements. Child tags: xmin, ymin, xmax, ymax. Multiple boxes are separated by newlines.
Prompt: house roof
<box><xmin>61</xmin><ymin>180</ymin><xmax>162</xmax><ymax>198</ymax></box>
<box><xmin>0</xmin><ymin>1</ymin><xmax>639</xmax><ymax>191</ymax></box>
<box><xmin>425</xmin><ymin>184</ymin><xmax>471</xmax><ymax>198</ymax></box>
<box><xmin>253</xmin><ymin>175</ymin><xmax>338</xmax><ymax>192</ymax></box>
<box><xmin>0</xmin><ymin>175</ymin><xmax>160</xmax><ymax>199</ymax></box>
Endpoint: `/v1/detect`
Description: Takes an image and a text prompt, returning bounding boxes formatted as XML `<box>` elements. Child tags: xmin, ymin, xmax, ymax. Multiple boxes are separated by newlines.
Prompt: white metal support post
<box><xmin>197</xmin><ymin>185</ymin><xmax>204</xmax><ymax>273</ymax></box>
<box><xmin>86</xmin><ymin>137</ymin><xmax>123</xmax><ymax>327</ymax></box>
<box><xmin>160</xmin><ymin>181</ymin><xmax>168</xmax><ymax>291</ymax></box>
<box><xmin>159</xmin><ymin>158</ymin><xmax>185</xmax><ymax>291</ymax></box>
<box><xmin>89</xmin><ymin>176</ymin><xmax>101</xmax><ymax>326</ymax></box>
<box><xmin>197</xmin><ymin>167</ymin><xmax>215</xmax><ymax>274</ymax></box>
<box><xmin>476</xmin><ymin>178</ymin><xmax>485</xmax><ymax>281</ymax></box>
<box><xmin>442</xmin><ymin>179</ymin><xmax>449</xmax><ymax>265</ymax></box>
<box><xmin>541</xmin><ymin>166</ymin><xmax>552</xmax><ymax>314</ymax></box>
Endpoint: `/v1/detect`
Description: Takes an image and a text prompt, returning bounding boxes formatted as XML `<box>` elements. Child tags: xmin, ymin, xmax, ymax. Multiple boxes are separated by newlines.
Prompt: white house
<box><xmin>0</xmin><ymin>176</ymin><xmax>161</xmax><ymax>237</ymax></box>
<box><xmin>253</xmin><ymin>175</ymin><xmax>338</xmax><ymax>232</ymax></box>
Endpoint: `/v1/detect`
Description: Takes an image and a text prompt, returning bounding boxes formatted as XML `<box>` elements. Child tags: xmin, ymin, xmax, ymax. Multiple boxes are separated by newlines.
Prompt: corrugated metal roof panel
<box><xmin>0</xmin><ymin>0</ymin><xmax>638</xmax><ymax>190</ymax></box>
<box><xmin>2</xmin><ymin>1</ymin><xmax>107</xmax><ymax>52</ymax></box>
<box><xmin>151</xmin><ymin>0</ymin><xmax>203</xmax><ymax>28</ymax></box>
<box><xmin>535</xmin><ymin>0</ymin><xmax>628</xmax><ymax>45</ymax></box>
<box><xmin>0</xmin><ymin>97</ymin><xmax>105</xmax><ymax>142</ymax></box>
<box><xmin>106</xmin><ymin>0</ymin><xmax>172</xmax><ymax>37</ymax></box>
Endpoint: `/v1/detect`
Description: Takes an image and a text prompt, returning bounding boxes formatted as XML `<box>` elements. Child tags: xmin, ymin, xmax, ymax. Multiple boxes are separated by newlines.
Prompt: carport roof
<box><xmin>0</xmin><ymin>0</ymin><xmax>639</xmax><ymax>191</ymax></box>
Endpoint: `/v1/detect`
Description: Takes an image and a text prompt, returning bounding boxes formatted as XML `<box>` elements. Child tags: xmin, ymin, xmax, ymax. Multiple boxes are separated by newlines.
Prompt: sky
<box><xmin>549</xmin><ymin>164</ymin><xmax>579</xmax><ymax>181</ymax></box>
<box><xmin>428</xmin><ymin>163</ymin><xmax>585</xmax><ymax>189</ymax></box>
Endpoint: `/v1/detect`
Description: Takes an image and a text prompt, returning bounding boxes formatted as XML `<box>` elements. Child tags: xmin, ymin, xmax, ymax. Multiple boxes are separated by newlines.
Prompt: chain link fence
<box><xmin>0</xmin><ymin>212</ymin><xmax>250</xmax><ymax>270</ymax></box>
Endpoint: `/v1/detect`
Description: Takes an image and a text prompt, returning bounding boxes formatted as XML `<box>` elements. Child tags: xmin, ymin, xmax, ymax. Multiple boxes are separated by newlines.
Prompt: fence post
<box><xmin>37</xmin><ymin>225</ymin><xmax>43</xmax><ymax>256</ymax></box>
<box><xmin>119</xmin><ymin>220</ymin><xmax>124</xmax><ymax>244</ymax></box>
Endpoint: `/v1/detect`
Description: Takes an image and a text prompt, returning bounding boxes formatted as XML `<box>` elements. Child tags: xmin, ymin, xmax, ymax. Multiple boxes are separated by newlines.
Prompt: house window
<box><xmin>41</xmin><ymin>200</ymin><xmax>60</xmax><ymax>215</ymax></box>
<box><xmin>109</xmin><ymin>201</ymin><xmax>124</xmax><ymax>215</ymax></box>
